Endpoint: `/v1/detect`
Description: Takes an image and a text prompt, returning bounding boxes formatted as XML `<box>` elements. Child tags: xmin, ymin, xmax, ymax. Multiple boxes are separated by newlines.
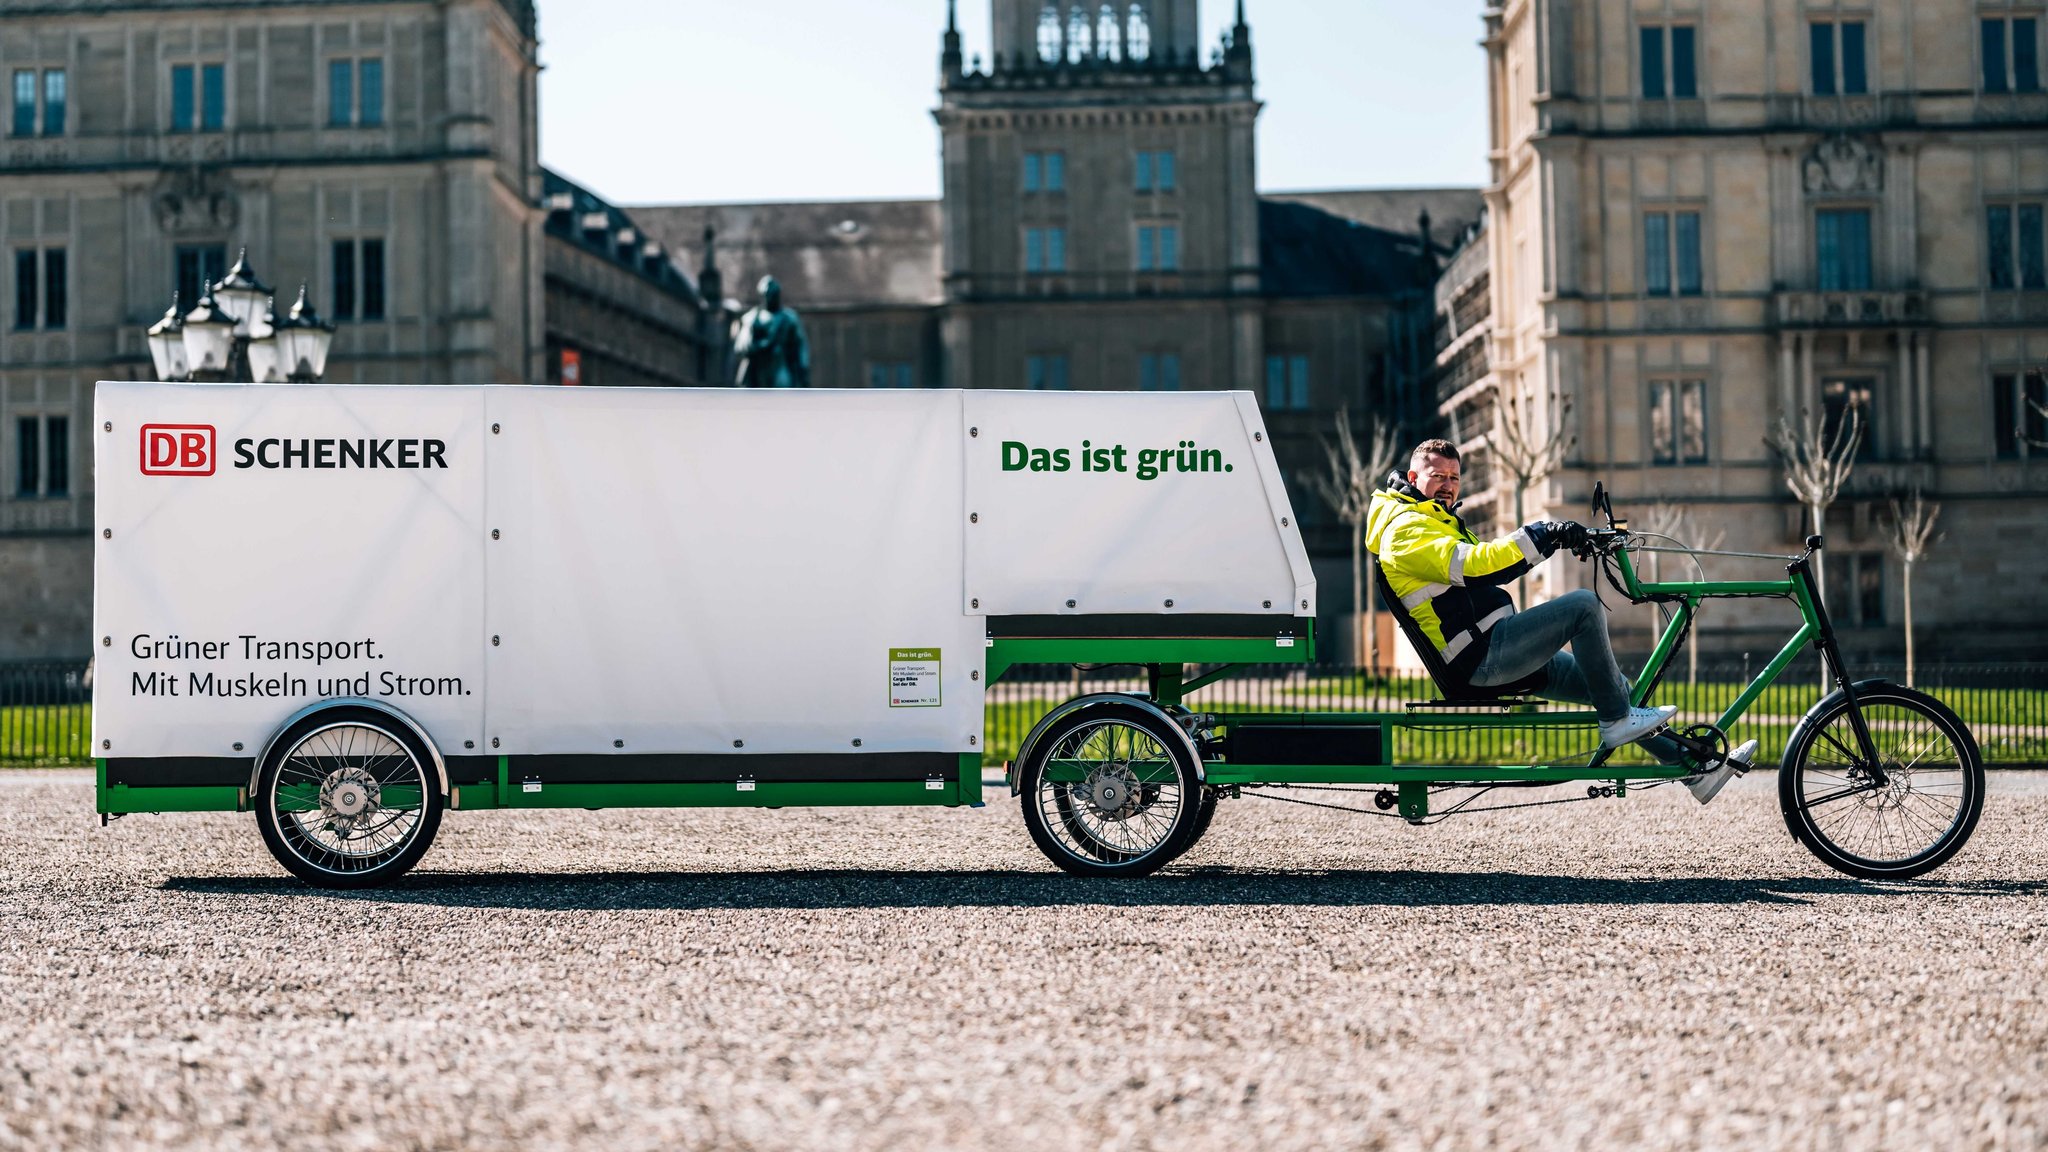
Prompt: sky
<box><xmin>537</xmin><ymin>1</ymin><xmax>1491</xmax><ymax>205</ymax></box>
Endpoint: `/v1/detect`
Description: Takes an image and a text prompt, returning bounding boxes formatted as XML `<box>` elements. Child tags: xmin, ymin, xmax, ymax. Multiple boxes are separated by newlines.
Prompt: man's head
<box><xmin>1406</xmin><ymin>438</ymin><xmax>1461</xmax><ymax>504</ymax></box>
<box><xmin>758</xmin><ymin>275</ymin><xmax>783</xmax><ymax>312</ymax></box>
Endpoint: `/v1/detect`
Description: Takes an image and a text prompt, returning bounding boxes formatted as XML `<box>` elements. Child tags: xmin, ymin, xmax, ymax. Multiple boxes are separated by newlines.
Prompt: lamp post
<box><xmin>144</xmin><ymin>249</ymin><xmax>334</xmax><ymax>384</ymax></box>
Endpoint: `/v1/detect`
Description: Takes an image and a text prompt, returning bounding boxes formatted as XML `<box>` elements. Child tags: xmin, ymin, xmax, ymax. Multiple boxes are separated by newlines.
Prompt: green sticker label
<box><xmin>889</xmin><ymin>648</ymin><xmax>942</xmax><ymax>708</ymax></box>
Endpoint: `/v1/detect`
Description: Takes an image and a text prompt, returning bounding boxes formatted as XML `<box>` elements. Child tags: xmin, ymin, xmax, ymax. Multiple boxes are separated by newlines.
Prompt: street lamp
<box><xmin>143</xmin><ymin>254</ymin><xmax>334</xmax><ymax>384</ymax></box>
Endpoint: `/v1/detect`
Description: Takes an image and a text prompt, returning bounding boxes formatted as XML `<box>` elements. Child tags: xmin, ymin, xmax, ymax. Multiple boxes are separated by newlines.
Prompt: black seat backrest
<box><xmin>1371</xmin><ymin>556</ymin><xmax>1543</xmax><ymax>702</ymax></box>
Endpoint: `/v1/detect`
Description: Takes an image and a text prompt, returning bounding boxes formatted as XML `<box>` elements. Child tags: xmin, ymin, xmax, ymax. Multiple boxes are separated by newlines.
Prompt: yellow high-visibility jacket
<box><xmin>1364</xmin><ymin>473</ymin><xmax>1552</xmax><ymax>681</ymax></box>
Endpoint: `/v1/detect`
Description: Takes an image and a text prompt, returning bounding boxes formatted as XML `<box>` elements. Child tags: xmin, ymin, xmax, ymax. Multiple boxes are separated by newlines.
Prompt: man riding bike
<box><xmin>1365</xmin><ymin>438</ymin><xmax>1750</xmax><ymax>804</ymax></box>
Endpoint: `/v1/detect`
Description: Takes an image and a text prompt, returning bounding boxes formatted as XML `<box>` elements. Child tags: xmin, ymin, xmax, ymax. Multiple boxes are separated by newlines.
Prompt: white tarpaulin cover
<box><xmin>93</xmin><ymin>383</ymin><xmax>1310</xmax><ymax>759</ymax></box>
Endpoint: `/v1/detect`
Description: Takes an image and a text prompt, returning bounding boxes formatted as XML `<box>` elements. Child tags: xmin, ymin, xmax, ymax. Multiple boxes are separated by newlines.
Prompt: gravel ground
<box><xmin>2</xmin><ymin>769</ymin><xmax>2046</xmax><ymax>1152</ymax></box>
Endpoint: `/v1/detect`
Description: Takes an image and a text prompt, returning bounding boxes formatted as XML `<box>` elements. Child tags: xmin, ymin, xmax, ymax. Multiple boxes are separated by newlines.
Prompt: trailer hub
<box><xmin>1077</xmin><ymin>764</ymin><xmax>1144</xmax><ymax>821</ymax></box>
<box><xmin>321</xmin><ymin>768</ymin><xmax>381</xmax><ymax>820</ymax></box>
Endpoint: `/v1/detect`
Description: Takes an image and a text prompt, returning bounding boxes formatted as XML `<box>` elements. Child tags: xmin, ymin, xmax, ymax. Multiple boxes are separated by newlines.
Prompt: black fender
<box><xmin>1776</xmin><ymin>678</ymin><xmax>1893</xmax><ymax>773</ymax></box>
<box><xmin>1008</xmin><ymin>692</ymin><xmax>1206</xmax><ymax>796</ymax></box>
<box><xmin>248</xmin><ymin>697</ymin><xmax>450</xmax><ymax>798</ymax></box>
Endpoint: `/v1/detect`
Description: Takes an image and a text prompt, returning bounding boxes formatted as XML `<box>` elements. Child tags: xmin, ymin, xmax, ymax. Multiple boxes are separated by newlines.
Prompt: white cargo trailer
<box><xmin>94</xmin><ymin>382</ymin><xmax>1317</xmax><ymax>884</ymax></box>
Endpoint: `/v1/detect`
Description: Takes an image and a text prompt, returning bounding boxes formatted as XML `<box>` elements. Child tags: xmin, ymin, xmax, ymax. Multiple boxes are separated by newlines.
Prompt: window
<box><xmin>1992</xmin><ymin>370</ymin><xmax>2048</xmax><ymax>457</ymax></box>
<box><xmin>171</xmin><ymin>65</ymin><xmax>194</xmax><ymax>131</ymax></box>
<box><xmin>42</xmin><ymin>69</ymin><xmax>63</xmax><ymax>135</ymax></box>
<box><xmin>1640</xmin><ymin>25</ymin><xmax>1697</xmax><ymax>99</ymax></box>
<box><xmin>1024</xmin><ymin>227</ymin><xmax>1065</xmax><ymax>273</ymax></box>
<box><xmin>11</xmin><ymin>248</ymin><xmax>62</xmax><ymax>330</ymax></box>
<box><xmin>14</xmin><ymin>415</ymin><xmax>66</xmax><ymax>499</ymax></box>
<box><xmin>1824</xmin><ymin>552</ymin><xmax>1885</xmax><ymax>626</ymax></box>
<box><xmin>1139</xmin><ymin>353</ymin><xmax>1181</xmax><ymax>391</ymax></box>
<box><xmin>174</xmin><ymin>245</ymin><xmax>226</xmax><ymax>310</ymax></box>
<box><xmin>43</xmin><ymin>248</ymin><xmax>64</xmax><ymax>329</ymax></box>
<box><xmin>330</xmin><ymin>58</ymin><xmax>384</xmax><ymax>127</ymax></box>
<box><xmin>1135</xmin><ymin>150</ymin><xmax>1176</xmax><ymax>192</ymax></box>
<box><xmin>867</xmin><ymin>361</ymin><xmax>915</xmax><ymax>389</ymax></box>
<box><xmin>1645</xmin><ymin>210</ymin><xmax>1704</xmax><ymax>296</ymax></box>
<box><xmin>1821</xmin><ymin>377</ymin><xmax>1876</xmax><ymax>459</ymax></box>
<box><xmin>1811</xmin><ymin>21</ymin><xmax>1868</xmax><ymax>96</ymax></box>
<box><xmin>10</xmin><ymin>71</ymin><xmax>30</xmax><ymax>136</ymax></box>
<box><xmin>1816</xmin><ymin>209</ymin><xmax>1872</xmax><ymax>291</ymax></box>
<box><xmin>1983</xmin><ymin>17</ymin><xmax>2042</xmax><ymax>93</ymax></box>
<box><xmin>1265</xmin><ymin>355</ymin><xmax>1310</xmax><ymax>410</ymax></box>
<box><xmin>331</xmin><ymin>238</ymin><xmax>385</xmax><ymax>321</ymax></box>
<box><xmin>1648</xmin><ymin>379</ymin><xmax>1708</xmax><ymax>464</ymax></box>
<box><xmin>202</xmin><ymin>63</ymin><xmax>225</xmax><ymax>130</ymax></box>
<box><xmin>1067</xmin><ymin>6</ymin><xmax>1092</xmax><ymax>63</ymax></box>
<box><xmin>171</xmin><ymin>63</ymin><xmax>225</xmax><ymax>131</ymax></box>
<box><xmin>329</xmin><ymin>60</ymin><xmax>352</xmax><ymax>126</ymax></box>
<box><xmin>1096</xmin><ymin>4</ymin><xmax>1121</xmax><ymax>60</ymax></box>
<box><xmin>13</xmin><ymin>250</ymin><xmax>34</xmax><ymax>330</ymax></box>
<box><xmin>361</xmin><ymin>59</ymin><xmax>383</xmax><ymax>126</ymax></box>
<box><xmin>1022</xmin><ymin>151</ymin><xmax>1063</xmax><ymax>193</ymax></box>
<box><xmin>1135</xmin><ymin>224</ymin><xmax>1179</xmax><ymax>271</ymax></box>
<box><xmin>1038</xmin><ymin>4</ymin><xmax>1062</xmax><ymax>63</ymax></box>
<box><xmin>1988</xmin><ymin>202</ymin><xmax>2047</xmax><ymax>291</ymax></box>
<box><xmin>11</xmin><ymin>68</ymin><xmax>63</xmax><ymax>137</ymax></box>
<box><xmin>1027</xmin><ymin>354</ymin><xmax>1069</xmax><ymax>390</ymax></box>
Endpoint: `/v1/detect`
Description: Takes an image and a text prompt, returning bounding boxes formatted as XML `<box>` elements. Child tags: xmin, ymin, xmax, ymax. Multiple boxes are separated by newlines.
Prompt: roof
<box><xmin>1262</xmin><ymin>187</ymin><xmax>1485</xmax><ymax>251</ymax></box>
<box><xmin>628</xmin><ymin>200</ymin><xmax>945</xmax><ymax>310</ymax></box>
<box><xmin>1256</xmin><ymin>199</ymin><xmax>1435</xmax><ymax>298</ymax></box>
<box><xmin>542</xmin><ymin>169</ymin><xmax>702</xmax><ymax>304</ymax></box>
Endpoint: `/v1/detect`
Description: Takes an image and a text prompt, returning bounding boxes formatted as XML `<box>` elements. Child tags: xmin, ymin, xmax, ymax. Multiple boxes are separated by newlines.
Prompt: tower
<box><xmin>935</xmin><ymin>1</ymin><xmax>1262</xmax><ymax>392</ymax></box>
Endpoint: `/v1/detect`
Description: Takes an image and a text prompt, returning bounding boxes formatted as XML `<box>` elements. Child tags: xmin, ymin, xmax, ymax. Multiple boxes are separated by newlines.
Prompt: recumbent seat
<box><xmin>1370</xmin><ymin>559</ymin><xmax>1547</xmax><ymax>707</ymax></box>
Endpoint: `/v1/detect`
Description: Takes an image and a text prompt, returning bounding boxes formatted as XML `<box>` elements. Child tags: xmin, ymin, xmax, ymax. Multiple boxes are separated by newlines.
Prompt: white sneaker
<box><xmin>1598</xmin><ymin>705</ymin><xmax>1678</xmax><ymax>749</ymax></box>
<box><xmin>1684</xmin><ymin>739</ymin><xmax>1758</xmax><ymax>806</ymax></box>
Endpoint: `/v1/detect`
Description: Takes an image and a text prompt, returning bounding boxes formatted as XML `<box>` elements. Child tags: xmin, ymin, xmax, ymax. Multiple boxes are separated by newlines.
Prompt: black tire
<box><xmin>1778</xmin><ymin>684</ymin><xmax>1984</xmax><ymax>880</ymax></box>
<box><xmin>1168</xmin><ymin>786</ymin><xmax>1221</xmax><ymax>861</ymax></box>
<box><xmin>1020</xmin><ymin>703</ymin><xmax>1201</xmax><ymax>877</ymax></box>
<box><xmin>255</xmin><ymin>706</ymin><xmax>443</xmax><ymax>888</ymax></box>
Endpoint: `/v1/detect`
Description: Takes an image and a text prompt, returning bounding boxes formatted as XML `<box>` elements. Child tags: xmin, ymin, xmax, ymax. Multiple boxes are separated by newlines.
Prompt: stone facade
<box><xmin>1472</xmin><ymin>0</ymin><xmax>2048</xmax><ymax>659</ymax></box>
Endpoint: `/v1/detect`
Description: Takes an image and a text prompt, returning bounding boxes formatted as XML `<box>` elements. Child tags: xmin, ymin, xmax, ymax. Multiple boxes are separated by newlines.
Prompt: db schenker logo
<box><xmin>140</xmin><ymin>424</ymin><xmax>216</xmax><ymax>476</ymax></box>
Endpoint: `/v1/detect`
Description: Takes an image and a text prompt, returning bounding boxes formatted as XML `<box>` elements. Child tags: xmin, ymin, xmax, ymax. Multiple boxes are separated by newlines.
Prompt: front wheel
<box><xmin>1779</xmin><ymin>684</ymin><xmax>1984</xmax><ymax>880</ymax></box>
<box><xmin>1020</xmin><ymin>703</ymin><xmax>1201</xmax><ymax>877</ymax></box>
<box><xmin>255</xmin><ymin>706</ymin><xmax>443</xmax><ymax>888</ymax></box>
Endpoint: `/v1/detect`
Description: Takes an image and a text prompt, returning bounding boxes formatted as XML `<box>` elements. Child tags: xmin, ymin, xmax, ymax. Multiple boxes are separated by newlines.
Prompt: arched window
<box><xmin>1037</xmin><ymin>4</ymin><xmax>1062</xmax><ymax>64</ymax></box>
<box><xmin>1097</xmin><ymin>5</ymin><xmax>1122</xmax><ymax>60</ymax></box>
<box><xmin>1126</xmin><ymin>4</ymin><xmax>1152</xmax><ymax>62</ymax></box>
<box><xmin>1067</xmin><ymin>6</ymin><xmax>1092</xmax><ymax>64</ymax></box>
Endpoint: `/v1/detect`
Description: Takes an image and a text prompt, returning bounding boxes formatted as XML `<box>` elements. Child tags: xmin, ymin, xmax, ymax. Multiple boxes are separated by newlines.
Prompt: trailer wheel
<box><xmin>254</xmin><ymin>706</ymin><xmax>443</xmax><ymax>889</ymax></box>
<box><xmin>1020</xmin><ymin>703</ymin><xmax>1200</xmax><ymax>877</ymax></box>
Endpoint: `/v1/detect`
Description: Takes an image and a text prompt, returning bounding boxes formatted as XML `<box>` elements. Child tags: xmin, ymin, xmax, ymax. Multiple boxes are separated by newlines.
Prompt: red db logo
<box><xmin>140</xmin><ymin>424</ymin><xmax>216</xmax><ymax>476</ymax></box>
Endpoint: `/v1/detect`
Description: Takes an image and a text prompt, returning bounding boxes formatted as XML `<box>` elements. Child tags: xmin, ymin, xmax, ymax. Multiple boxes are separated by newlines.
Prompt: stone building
<box><xmin>1469</xmin><ymin>0</ymin><xmax>2048</xmax><ymax>659</ymax></box>
<box><xmin>0</xmin><ymin>0</ymin><xmax>714</xmax><ymax>660</ymax></box>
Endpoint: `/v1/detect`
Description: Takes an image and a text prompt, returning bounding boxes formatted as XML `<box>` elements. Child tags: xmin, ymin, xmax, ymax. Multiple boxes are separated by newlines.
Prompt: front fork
<box><xmin>1792</xmin><ymin>550</ymin><xmax>1887</xmax><ymax>786</ymax></box>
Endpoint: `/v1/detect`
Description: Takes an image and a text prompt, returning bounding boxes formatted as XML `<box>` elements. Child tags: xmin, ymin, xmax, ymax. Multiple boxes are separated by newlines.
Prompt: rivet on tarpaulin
<box><xmin>969</xmin><ymin>427</ymin><xmax>979</xmax><ymax>437</ymax></box>
<box><xmin>103</xmin><ymin>422</ymin><xmax>112</xmax><ymax>433</ymax></box>
<box><xmin>613</xmin><ymin>739</ymin><xmax>624</xmax><ymax>749</ymax></box>
<box><xmin>1281</xmin><ymin>517</ymin><xmax>1290</xmax><ymax>527</ymax></box>
<box><xmin>1301</xmin><ymin>600</ymin><xmax>1309</xmax><ymax>610</ymax></box>
<box><xmin>733</xmin><ymin>739</ymin><xmax>745</xmax><ymax>748</ymax></box>
<box><xmin>101</xmin><ymin>740</ymin><xmax>110</xmax><ymax>750</ymax></box>
<box><xmin>464</xmin><ymin>740</ymin><xmax>475</xmax><ymax>749</ymax></box>
<box><xmin>969</xmin><ymin>512</ymin><xmax>978</xmax><ymax>523</ymax></box>
<box><xmin>970</xmin><ymin>598</ymin><xmax>979</xmax><ymax>609</ymax></box>
<box><xmin>233</xmin><ymin>742</ymin><xmax>244</xmax><ymax>752</ymax></box>
<box><xmin>969</xmin><ymin>735</ymin><xmax>978</xmax><ymax>746</ymax></box>
<box><xmin>1254</xmin><ymin>431</ymin><xmax>1263</xmax><ymax>441</ymax></box>
<box><xmin>1065</xmin><ymin>599</ymin><xmax>1077</xmax><ymax>608</ymax></box>
<box><xmin>491</xmin><ymin>635</ymin><xmax>501</xmax><ymax>646</ymax></box>
<box><xmin>102</xmin><ymin>529</ymin><xmax>111</xmax><ymax>539</ymax></box>
<box><xmin>1263</xmin><ymin>600</ymin><xmax>1272</xmax><ymax>609</ymax></box>
<box><xmin>102</xmin><ymin>636</ymin><xmax>111</xmax><ymax>647</ymax></box>
<box><xmin>971</xmin><ymin>670</ymin><xmax>980</xmax><ymax>681</ymax></box>
<box><xmin>492</xmin><ymin>737</ymin><xmax>500</xmax><ymax>749</ymax></box>
<box><xmin>1164</xmin><ymin>599</ymin><xmax>1174</xmax><ymax>608</ymax></box>
<box><xmin>851</xmin><ymin>738</ymin><xmax>863</xmax><ymax>748</ymax></box>
<box><xmin>491</xmin><ymin>529</ymin><xmax>500</xmax><ymax>540</ymax></box>
<box><xmin>492</xmin><ymin>423</ymin><xmax>501</xmax><ymax>434</ymax></box>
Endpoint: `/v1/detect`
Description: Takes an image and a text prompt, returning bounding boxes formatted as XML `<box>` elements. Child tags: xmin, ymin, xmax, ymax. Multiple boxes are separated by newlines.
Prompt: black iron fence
<box><xmin>6</xmin><ymin>658</ymin><xmax>2045</xmax><ymax>769</ymax></box>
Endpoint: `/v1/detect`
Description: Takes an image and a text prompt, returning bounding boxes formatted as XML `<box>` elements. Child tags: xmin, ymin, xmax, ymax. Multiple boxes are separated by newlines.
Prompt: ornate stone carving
<box><xmin>1803</xmin><ymin>134</ymin><xmax>1882</xmax><ymax>197</ymax></box>
<box><xmin>151</xmin><ymin>166</ymin><xmax>239</xmax><ymax>234</ymax></box>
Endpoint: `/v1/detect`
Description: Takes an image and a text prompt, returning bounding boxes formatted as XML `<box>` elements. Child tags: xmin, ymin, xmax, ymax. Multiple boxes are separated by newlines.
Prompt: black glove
<box><xmin>1523</xmin><ymin>520</ymin><xmax>1589</xmax><ymax>557</ymax></box>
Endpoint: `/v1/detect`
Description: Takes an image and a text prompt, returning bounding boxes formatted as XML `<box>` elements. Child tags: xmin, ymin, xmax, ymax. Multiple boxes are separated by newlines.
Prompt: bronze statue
<box><xmin>732</xmin><ymin>275</ymin><xmax>810</xmax><ymax>388</ymax></box>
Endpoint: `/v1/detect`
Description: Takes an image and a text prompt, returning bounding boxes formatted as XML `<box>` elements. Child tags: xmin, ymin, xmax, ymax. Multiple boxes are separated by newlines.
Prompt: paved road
<box><xmin>3</xmin><ymin>770</ymin><xmax>2046</xmax><ymax>1151</ymax></box>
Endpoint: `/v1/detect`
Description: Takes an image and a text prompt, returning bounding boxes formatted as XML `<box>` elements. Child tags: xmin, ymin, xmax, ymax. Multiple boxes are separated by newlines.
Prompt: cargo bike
<box><xmin>92</xmin><ymin>383</ymin><xmax>1982</xmax><ymax>887</ymax></box>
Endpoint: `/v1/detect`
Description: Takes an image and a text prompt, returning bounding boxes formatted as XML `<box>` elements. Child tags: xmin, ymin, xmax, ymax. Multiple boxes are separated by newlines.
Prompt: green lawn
<box><xmin>0</xmin><ymin>704</ymin><xmax>92</xmax><ymax>767</ymax></box>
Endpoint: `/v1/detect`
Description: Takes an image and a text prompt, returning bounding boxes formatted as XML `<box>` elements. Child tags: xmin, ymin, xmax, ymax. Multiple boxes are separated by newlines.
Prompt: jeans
<box><xmin>1470</xmin><ymin>588</ymin><xmax>1686</xmax><ymax>763</ymax></box>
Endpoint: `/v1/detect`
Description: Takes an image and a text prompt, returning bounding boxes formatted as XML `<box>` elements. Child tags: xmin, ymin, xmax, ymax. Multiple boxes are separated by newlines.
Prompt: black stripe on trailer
<box><xmin>512</xmin><ymin>751</ymin><xmax>961</xmax><ymax>786</ymax></box>
<box><xmin>988</xmin><ymin>613</ymin><xmax>1299</xmax><ymax>639</ymax></box>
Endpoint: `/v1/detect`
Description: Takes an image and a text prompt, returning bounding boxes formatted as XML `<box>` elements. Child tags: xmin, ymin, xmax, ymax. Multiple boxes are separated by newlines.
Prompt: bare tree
<box><xmin>1305</xmin><ymin>408</ymin><xmax>1400</xmax><ymax>672</ymax></box>
<box><xmin>1638</xmin><ymin>502</ymin><xmax>1725</xmax><ymax>687</ymax></box>
<box><xmin>1765</xmin><ymin>403</ymin><xmax>1864</xmax><ymax>604</ymax></box>
<box><xmin>1882</xmin><ymin>489</ymin><xmax>1942</xmax><ymax>688</ymax></box>
<box><xmin>1486</xmin><ymin>376</ymin><xmax>1575</xmax><ymax>606</ymax></box>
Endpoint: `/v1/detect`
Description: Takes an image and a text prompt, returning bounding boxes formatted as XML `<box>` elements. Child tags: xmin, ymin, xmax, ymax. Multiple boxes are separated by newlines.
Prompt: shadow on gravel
<box><xmin>159</xmin><ymin>870</ymin><xmax>2048</xmax><ymax>910</ymax></box>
